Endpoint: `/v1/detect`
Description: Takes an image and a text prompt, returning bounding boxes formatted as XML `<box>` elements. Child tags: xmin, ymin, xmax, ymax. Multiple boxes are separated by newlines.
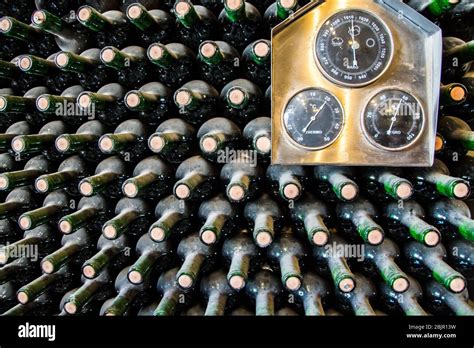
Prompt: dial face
<box><xmin>363</xmin><ymin>89</ymin><xmax>424</xmax><ymax>150</ymax></box>
<box><xmin>315</xmin><ymin>10</ymin><xmax>393</xmax><ymax>87</ymax></box>
<box><xmin>283</xmin><ymin>89</ymin><xmax>344</xmax><ymax>149</ymax></box>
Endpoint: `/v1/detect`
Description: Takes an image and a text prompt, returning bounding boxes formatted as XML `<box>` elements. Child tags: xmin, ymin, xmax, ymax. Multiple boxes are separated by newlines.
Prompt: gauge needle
<box><xmin>302</xmin><ymin>101</ymin><xmax>327</xmax><ymax>133</ymax></box>
<box><xmin>350</xmin><ymin>19</ymin><xmax>358</xmax><ymax>68</ymax></box>
<box><xmin>387</xmin><ymin>99</ymin><xmax>404</xmax><ymax>135</ymax></box>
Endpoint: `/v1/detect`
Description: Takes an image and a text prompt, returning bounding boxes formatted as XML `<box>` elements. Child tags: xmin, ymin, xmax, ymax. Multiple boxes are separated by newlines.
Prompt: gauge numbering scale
<box><xmin>272</xmin><ymin>0</ymin><xmax>442</xmax><ymax>166</ymax></box>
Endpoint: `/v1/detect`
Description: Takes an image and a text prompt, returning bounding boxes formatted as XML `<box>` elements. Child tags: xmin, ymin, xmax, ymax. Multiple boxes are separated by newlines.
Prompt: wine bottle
<box><xmin>175</xmin><ymin>233</ymin><xmax>218</xmax><ymax>289</ymax></box>
<box><xmin>0</xmin><ymin>224</ymin><xmax>56</xmax><ymax>265</ymax></box>
<box><xmin>17</xmin><ymin>53</ymin><xmax>78</xmax><ymax>95</ymax></box>
<box><xmin>0</xmin><ymin>153</ymin><xmax>19</xmax><ymax>174</ymax></box>
<box><xmin>442</xmin><ymin>37</ymin><xmax>474</xmax><ymax>82</ymax></box>
<box><xmin>242</xmin><ymin>116</ymin><xmax>271</xmax><ymax>161</ymax></box>
<box><xmin>197</xmin><ymin>117</ymin><xmax>241</xmax><ymax>162</ymax></box>
<box><xmin>0</xmin><ymin>155</ymin><xmax>51</xmax><ymax>191</ymax></box>
<box><xmin>436</xmin><ymin>2</ymin><xmax>474</xmax><ymax>42</ymax></box>
<box><xmin>263</xmin><ymin>0</ymin><xmax>298</xmax><ymax>34</ymax></box>
<box><xmin>31</xmin><ymin>9</ymin><xmax>92</xmax><ymax>54</ymax></box>
<box><xmin>0</xmin><ymin>256</ymin><xmax>41</xmax><ymax>290</ymax></box>
<box><xmin>18</xmin><ymin>190</ymin><xmax>70</xmax><ymax>231</ymax></box>
<box><xmin>62</xmin><ymin>268</ymin><xmax>115</xmax><ymax>315</ymax></box>
<box><xmin>127</xmin><ymin>234</ymin><xmax>174</xmax><ymax>284</ymax></box>
<box><xmin>0</xmin><ymin>121</ymin><xmax>32</xmax><ymax>151</ymax></box>
<box><xmin>437</xmin><ymin>116</ymin><xmax>474</xmax><ymax>160</ymax></box>
<box><xmin>173</xmin><ymin>155</ymin><xmax>218</xmax><ymax>201</ymax></box>
<box><xmin>55</xmin><ymin>49</ymin><xmax>117</xmax><ymax>91</ymax></box>
<box><xmin>450</xmin><ymin>152</ymin><xmax>474</xmax><ymax>199</ymax></box>
<box><xmin>126</xmin><ymin>3</ymin><xmax>175</xmax><ymax>45</ymax></box>
<box><xmin>336</xmin><ymin>199</ymin><xmax>385</xmax><ymax>245</ymax></box>
<box><xmin>378</xmin><ymin>275</ymin><xmax>428</xmax><ymax>316</ymax></box>
<box><xmin>266</xmin><ymin>165</ymin><xmax>308</xmax><ymax>202</ymax></box>
<box><xmin>403</xmin><ymin>241</ymin><xmax>467</xmax><ymax>293</ymax></box>
<box><xmin>11</xmin><ymin>120</ymin><xmax>67</xmax><ymax>161</ymax></box>
<box><xmin>100</xmin><ymin>45</ymin><xmax>158</xmax><ymax>89</ymax></box>
<box><xmin>220</xmin><ymin>154</ymin><xmax>262</xmax><ymax>203</ymax></box>
<box><xmin>40</xmin><ymin>228</ymin><xmax>97</xmax><ymax>274</ymax></box>
<box><xmin>408</xmin><ymin>159</ymin><xmax>470</xmax><ymax>200</ymax></box>
<box><xmin>100</xmin><ymin>267</ymin><xmax>150</xmax><ymax>316</ymax></box>
<box><xmin>428</xmin><ymin>199</ymin><xmax>474</xmax><ymax>241</ymax></box>
<box><xmin>55</xmin><ymin>120</ymin><xmax>106</xmax><ymax>161</ymax></box>
<box><xmin>3</xmin><ymin>291</ymin><xmax>59</xmax><ymax>316</ymax></box>
<box><xmin>243</xmin><ymin>194</ymin><xmax>284</xmax><ymax>248</ymax></box>
<box><xmin>219</xmin><ymin>0</ymin><xmax>262</xmax><ymax>50</ymax></box>
<box><xmin>440</xmin><ymin>83</ymin><xmax>468</xmax><ymax>106</ymax></box>
<box><xmin>152</xmin><ymin>267</ymin><xmax>192</xmax><ymax>316</ymax></box>
<box><xmin>148</xmin><ymin>195</ymin><xmax>194</xmax><ymax>242</ymax></box>
<box><xmin>34</xmin><ymin>155</ymin><xmax>89</xmax><ymax>195</ymax></box>
<box><xmin>102</xmin><ymin>197</ymin><xmax>151</xmax><ymax>239</ymax></box>
<box><xmin>148</xmin><ymin>118</ymin><xmax>196</xmax><ymax>163</ymax></box>
<box><xmin>36</xmin><ymin>85</ymin><xmax>87</xmax><ymax>126</ymax></box>
<box><xmin>82</xmin><ymin>233</ymin><xmax>131</xmax><ymax>279</ymax></box>
<box><xmin>241</xmin><ymin>39</ymin><xmax>271</xmax><ymax>89</ymax></box>
<box><xmin>0</xmin><ymin>187</ymin><xmax>36</xmax><ymax>221</ymax></box>
<box><xmin>77</xmin><ymin>6</ymin><xmax>137</xmax><ymax>48</ymax></box>
<box><xmin>98</xmin><ymin>119</ymin><xmax>148</xmax><ymax>161</ymax></box>
<box><xmin>313</xmin><ymin>166</ymin><xmax>359</xmax><ymax>203</ymax></box>
<box><xmin>173</xmin><ymin>0</ymin><xmax>218</xmax><ymax>50</ymax></box>
<box><xmin>124</xmin><ymin>82</ymin><xmax>174</xmax><ymax>126</ymax></box>
<box><xmin>0</xmin><ymin>16</ymin><xmax>57</xmax><ymax>57</ymax></box>
<box><xmin>197</xmin><ymin>40</ymin><xmax>240</xmax><ymax>88</ymax></box>
<box><xmin>79</xmin><ymin>156</ymin><xmax>129</xmax><ymax>198</ymax></box>
<box><xmin>122</xmin><ymin>156</ymin><xmax>172</xmax><ymax>200</ymax></box>
<box><xmin>294</xmin><ymin>272</ymin><xmax>329</xmax><ymax>316</ymax></box>
<box><xmin>201</xmin><ymin>269</ymin><xmax>237</xmax><ymax>315</ymax></box>
<box><xmin>384</xmin><ymin>200</ymin><xmax>441</xmax><ymax>247</ymax></box>
<box><xmin>267</xmin><ymin>228</ymin><xmax>305</xmax><ymax>291</ymax></box>
<box><xmin>290</xmin><ymin>193</ymin><xmax>331</xmax><ymax>246</ymax></box>
<box><xmin>245</xmin><ymin>269</ymin><xmax>282</xmax><ymax>316</ymax></box>
<box><xmin>312</xmin><ymin>234</ymin><xmax>356</xmax><ymax>293</ymax></box>
<box><xmin>221</xmin><ymin>78</ymin><xmax>263</xmax><ymax>126</ymax></box>
<box><xmin>147</xmin><ymin>42</ymin><xmax>196</xmax><ymax>88</ymax></box>
<box><xmin>362</xmin><ymin>239</ymin><xmax>410</xmax><ymax>293</ymax></box>
<box><xmin>0</xmin><ymin>59</ymin><xmax>35</xmax><ymax>94</ymax></box>
<box><xmin>197</xmin><ymin>194</ymin><xmax>237</xmax><ymax>245</ymax></box>
<box><xmin>0</xmin><ymin>86</ymin><xmax>49</xmax><ymax>126</ymax></box>
<box><xmin>358</xmin><ymin>167</ymin><xmax>414</xmax><ymax>202</ymax></box>
<box><xmin>334</xmin><ymin>274</ymin><xmax>376</xmax><ymax>316</ymax></box>
<box><xmin>174</xmin><ymin>80</ymin><xmax>219</xmax><ymax>125</ymax></box>
<box><xmin>16</xmin><ymin>263</ymin><xmax>77</xmax><ymax>305</ymax></box>
<box><xmin>446</xmin><ymin>238</ymin><xmax>473</xmax><ymax>278</ymax></box>
<box><xmin>77</xmin><ymin>83</ymin><xmax>129</xmax><ymax>126</ymax></box>
<box><xmin>424</xmin><ymin>280</ymin><xmax>474</xmax><ymax>315</ymax></box>
<box><xmin>222</xmin><ymin>229</ymin><xmax>259</xmax><ymax>290</ymax></box>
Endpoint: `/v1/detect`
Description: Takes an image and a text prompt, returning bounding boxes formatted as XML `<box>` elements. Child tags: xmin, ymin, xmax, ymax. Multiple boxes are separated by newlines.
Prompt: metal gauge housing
<box><xmin>283</xmin><ymin>89</ymin><xmax>344</xmax><ymax>149</ymax></box>
<box><xmin>315</xmin><ymin>9</ymin><xmax>393</xmax><ymax>87</ymax></box>
<box><xmin>363</xmin><ymin>89</ymin><xmax>424</xmax><ymax>151</ymax></box>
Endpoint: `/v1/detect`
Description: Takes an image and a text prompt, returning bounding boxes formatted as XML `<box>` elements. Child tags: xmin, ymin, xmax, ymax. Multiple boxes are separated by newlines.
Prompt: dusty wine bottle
<box><xmin>220</xmin><ymin>155</ymin><xmax>262</xmax><ymax>203</ymax></box>
<box><xmin>0</xmin><ymin>187</ymin><xmax>37</xmax><ymax>220</ymax></box>
<box><xmin>267</xmin><ymin>228</ymin><xmax>305</xmax><ymax>291</ymax></box>
<box><xmin>147</xmin><ymin>42</ymin><xmax>196</xmax><ymax>88</ymax></box>
<box><xmin>243</xmin><ymin>194</ymin><xmax>284</xmax><ymax>247</ymax></box>
<box><xmin>79</xmin><ymin>156</ymin><xmax>129</xmax><ymax>198</ymax></box>
<box><xmin>18</xmin><ymin>190</ymin><xmax>70</xmax><ymax>230</ymax></box>
<box><xmin>174</xmin><ymin>80</ymin><xmax>219</xmax><ymax>125</ymax></box>
<box><xmin>197</xmin><ymin>40</ymin><xmax>240</xmax><ymax>88</ymax></box>
<box><xmin>197</xmin><ymin>194</ymin><xmax>237</xmax><ymax>245</ymax></box>
<box><xmin>102</xmin><ymin>197</ymin><xmax>151</xmax><ymax>239</ymax></box>
<box><xmin>242</xmin><ymin>116</ymin><xmax>271</xmax><ymax>161</ymax></box>
<box><xmin>294</xmin><ymin>272</ymin><xmax>330</xmax><ymax>316</ymax></box>
<box><xmin>378</xmin><ymin>275</ymin><xmax>428</xmax><ymax>316</ymax></box>
<box><xmin>442</xmin><ymin>37</ymin><xmax>474</xmax><ymax>82</ymax></box>
<box><xmin>334</xmin><ymin>274</ymin><xmax>376</xmax><ymax>316</ymax></box>
<box><xmin>266</xmin><ymin>165</ymin><xmax>308</xmax><ymax>202</ymax></box>
<box><xmin>219</xmin><ymin>0</ymin><xmax>262</xmax><ymax>50</ymax></box>
<box><xmin>403</xmin><ymin>241</ymin><xmax>467</xmax><ymax>293</ymax></box>
<box><xmin>358</xmin><ymin>167</ymin><xmax>414</xmax><ymax>202</ymax></box>
<box><xmin>148</xmin><ymin>118</ymin><xmax>196</xmax><ymax>163</ymax></box>
<box><xmin>384</xmin><ymin>200</ymin><xmax>441</xmax><ymax>246</ymax></box>
<box><xmin>148</xmin><ymin>195</ymin><xmax>194</xmax><ymax>242</ymax></box>
<box><xmin>126</xmin><ymin>3</ymin><xmax>175</xmax><ymax>45</ymax></box>
<box><xmin>428</xmin><ymin>199</ymin><xmax>474</xmax><ymax>241</ymax></box>
<box><xmin>263</xmin><ymin>0</ymin><xmax>298</xmax><ymax>34</ymax></box>
<box><xmin>222</xmin><ymin>229</ymin><xmax>259</xmax><ymax>290</ymax></box>
<box><xmin>152</xmin><ymin>267</ymin><xmax>192</xmax><ymax>316</ymax></box>
<box><xmin>245</xmin><ymin>269</ymin><xmax>282</xmax><ymax>316</ymax></box>
<box><xmin>0</xmin><ymin>156</ymin><xmax>50</xmax><ymax>191</ymax></box>
<box><xmin>440</xmin><ymin>83</ymin><xmax>468</xmax><ymax>106</ymax></box>
<box><xmin>0</xmin><ymin>121</ymin><xmax>32</xmax><ymax>151</ymax></box>
<box><xmin>314</xmin><ymin>166</ymin><xmax>359</xmax><ymax>203</ymax></box>
<box><xmin>0</xmin><ymin>86</ymin><xmax>49</xmax><ymax>126</ymax></box>
<box><xmin>175</xmin><ymin>233</ymin><xmax>218</xmax><ymax>289</ymax></box>
<box><xmin>437</xmin><ymin>116</ymin><xmax>474</xmax><ymax>159</ymax></box>
<box><xmin>336</xmin><ymin>199</ymin><xmax>385</xmax><ymax>245</ymax></box>
<box><xmin>197</xmin><ymin>117</ymin><xmax>241</xmax><ymax>162</ymax></box>
<box><xmin>221</xmin><ymin>78</ymin><xmax>263</xmax><ymax>126</ymax></box>
<box><xmin>173</xmin><ymin>0</ymin><xmax>218</xmax><ymax>50</ymax></box>
<box><xmin>242</xmin><ymin>39</ymin><xmax>271</xmax><ymax>89</ymax></box>
<box><xmin>201</xmin><ymin>269</ymin><xmax>237</xmax><ymax>315</ymax></box>
<box><xmin>424</xmin><ymin>279</ymin><xmax>474</xmax><ymax>315</ymax></box>
<box><xmin>446</xmin><ymin>238</ymin><xmax>473</xmax><ymax>278</ymax></box>
<box><xmin>34</xmin><ymin>155</ymin><xmax>89</xmax><ymax>195</ymax></box>
<box><xmin>173</xmin><ymin>155</ymin><xmax>218</xmax><ymax>201</ymax></box>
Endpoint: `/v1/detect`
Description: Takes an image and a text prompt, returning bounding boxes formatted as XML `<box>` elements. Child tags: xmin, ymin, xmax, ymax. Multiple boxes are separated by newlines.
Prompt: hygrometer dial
<box><xmin>283</xmin><ymin>89</ymin><xmax>344</xmax><ymax>149</ymax></box>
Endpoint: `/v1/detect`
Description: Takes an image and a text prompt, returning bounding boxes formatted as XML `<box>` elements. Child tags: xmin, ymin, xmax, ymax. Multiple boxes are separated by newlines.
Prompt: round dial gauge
<box><xmin>315</xmin><ymin>10</ymin><xmax>393</xmax><ymax>87</ymax></box>
<box><xmin>363</xmin><ymin>89</ymin><xmax>424</xmax><ymax>150</ymax></box>
<box><xmin>283</xmin><ymin>89</ymin><xmax>344</xmax><ymax>149</ymax></box>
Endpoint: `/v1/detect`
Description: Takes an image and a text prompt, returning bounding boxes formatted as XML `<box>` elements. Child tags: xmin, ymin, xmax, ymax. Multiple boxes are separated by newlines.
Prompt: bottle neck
<box><xmin>153</xmin><ymin>289</ymin><xmax>180</xmax><ymax>316</ymax></box>
<box><xmin>56</xmin><ymin>51</ymin><xmax>97</xmax><ymax>73</ymax></box>
<box><xmin>149</xmin><ymin>211</ymin><xmax>183</xmax><ymax>242</ymax></box>
<box><xmin>0</xmin><ymin>16</ymin><xmax>40</xmax><ymax>42</ymax></box>
<box><xmin>77</xmin><ymin>6</ymin><xmax>113</xmax><ymax>32</ymax></box>
<box><xmin>83</xmin><ymin>245</ymin><xmax>120</xmax><ymax>279</ymax></box>
<box><xmin>60</xmin><ymin>206</ymin><xmax>100</xmax><ymax>234</ymax></box>
<box><xmin>204</xmin><ymin>292</ymin><xmax>227</xmax><ymax>316</ymax></box>
<box><xmin>103</xmin><ymin>209</ymin><xmax>140</xmax><ymax>239</ymax></box>
<box><xmin>255</xmin><ymin>292</ymin><xmax>274</xmax><ymax>316</ymax></box>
